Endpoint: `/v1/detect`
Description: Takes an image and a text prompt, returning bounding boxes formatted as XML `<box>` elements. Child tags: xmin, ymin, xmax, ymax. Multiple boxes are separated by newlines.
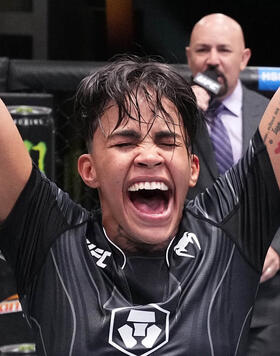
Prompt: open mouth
<box><xmin>128</xmin><ymin>181</ymin><xmax>170</xmax><ymax>215</ymax></box>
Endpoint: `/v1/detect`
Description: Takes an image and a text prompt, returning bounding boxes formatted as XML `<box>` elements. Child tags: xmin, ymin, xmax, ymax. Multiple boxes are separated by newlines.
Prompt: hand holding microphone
<box><xmin>191</xmin><ymin>68</ymin><xmax>226</xmax><ymax>111</ymax></box>
<box><xmin>192</xmin><ymin>69</ymin><xmax>222</xmax><ymax>96</ymax></box>
<box><xmin>191</xmin><ymin>85</ymin><xmax>211</xmax><ymax>112</ymax></box>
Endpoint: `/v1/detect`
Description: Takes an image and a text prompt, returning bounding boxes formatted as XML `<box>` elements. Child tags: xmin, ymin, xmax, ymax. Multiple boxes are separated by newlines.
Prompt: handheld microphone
<box><xmin>192</xmin><ymin>69</ymin><xmax>222</xmax><ymax>96</ymax></box>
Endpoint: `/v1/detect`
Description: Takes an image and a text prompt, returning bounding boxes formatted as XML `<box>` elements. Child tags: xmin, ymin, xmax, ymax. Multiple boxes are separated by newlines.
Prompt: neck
<box><xmin>103</xmin><ymin>224</ymin><xmax>172</xmax><ymax>254</ymax></box>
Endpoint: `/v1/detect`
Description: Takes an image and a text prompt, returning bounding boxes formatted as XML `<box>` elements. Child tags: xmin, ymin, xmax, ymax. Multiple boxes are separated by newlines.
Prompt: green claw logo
<box><xmin>24</xmin><ymin>140</ymin><xmax>47</xmax><ymax>173</ymax></box>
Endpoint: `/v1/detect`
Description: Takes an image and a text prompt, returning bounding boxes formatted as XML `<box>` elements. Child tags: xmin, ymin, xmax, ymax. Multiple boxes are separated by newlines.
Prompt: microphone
<box><xmin>192</xmin><ymin>69</ymin><xmax>222</xmax><ymax>96</ymax></box>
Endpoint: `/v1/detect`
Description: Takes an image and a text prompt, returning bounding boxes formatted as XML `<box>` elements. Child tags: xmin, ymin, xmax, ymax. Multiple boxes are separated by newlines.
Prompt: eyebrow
<box><xmin>108</xmin><ymin>129</ymin><xmax>181</xmax><ymax>141</ymax></box>
<box><xmin>108</xmin><ymin>129</ymin><xmax>141</xmax><ymax>140</ymax></box>
<box><xmin>154</xmin><ymin>131</ymin><xmax>181</xmax><ymax>140</ymax></box>
<box><xmin>194</xmin><ymin>43</ymin><xmax>210</xmax><ymax>48</ymax></box>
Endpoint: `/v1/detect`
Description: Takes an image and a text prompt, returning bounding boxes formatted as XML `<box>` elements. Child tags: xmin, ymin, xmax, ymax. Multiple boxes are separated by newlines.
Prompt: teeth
<box><xmin>128</xmin><ymin>182</ymin><xmax>168</xmax><ymax>192</ymax></box>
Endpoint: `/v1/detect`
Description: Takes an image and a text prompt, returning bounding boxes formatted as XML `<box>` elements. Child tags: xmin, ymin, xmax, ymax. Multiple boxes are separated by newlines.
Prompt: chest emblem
<box><xmin>174</xmin><ymin>232</ymin><xmax>201</xmax><ymax>258</ymax></box>
<box><xmin>86</xmin><ymin>239</ymin><xmax>112</xmax><ymax>268</ymax></box>
<box><xmin>109</xmin><ymin>304</ymin><xmax>170</xmax><ymax>355</ymax></box>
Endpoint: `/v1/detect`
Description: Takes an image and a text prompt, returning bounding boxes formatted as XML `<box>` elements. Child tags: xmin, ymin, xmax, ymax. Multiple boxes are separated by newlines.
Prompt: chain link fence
<box><xmin>51</xmin><ymin>91</ymin><xmax>100</xmax><ymax>211</ymax></box>
<box><xmin>2</xmin><ymin>89</ymin><xmax>100</xmax><ymax>212</ymax></box>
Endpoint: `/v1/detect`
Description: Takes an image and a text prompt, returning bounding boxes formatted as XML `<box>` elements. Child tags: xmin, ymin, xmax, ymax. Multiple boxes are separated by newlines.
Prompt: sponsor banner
<box><xmin>258</xmin><ymin>67</ymin><xmax>280</xmax><ymax>91</ymax></box>
<box><xmin>0</xmin><ymin>343</ymin><xmax>36</xmax><ymax>354</ymax></box>
<box><xmin>8</xmin><ymin>106</ymin><xmax>55</xmax><ymax>180</ymax></box>
<box><xmin>0</xmin><ymin>295</ymin><xmax>22</xmax><ymax>315</ymax></box>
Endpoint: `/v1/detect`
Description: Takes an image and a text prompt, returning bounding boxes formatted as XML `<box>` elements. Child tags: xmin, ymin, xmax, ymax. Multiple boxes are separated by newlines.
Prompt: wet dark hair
<box><xmin>74</xmin><ymin>55</ymin><xmax>200</xmax><ymax>153</ymax></box>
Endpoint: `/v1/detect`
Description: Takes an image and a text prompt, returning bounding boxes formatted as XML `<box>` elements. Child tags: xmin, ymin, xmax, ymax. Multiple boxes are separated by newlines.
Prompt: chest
<box><xmin>28</xmin><ymin>227</ymin><xmax>259</xmax><ymax>355</ymax></box>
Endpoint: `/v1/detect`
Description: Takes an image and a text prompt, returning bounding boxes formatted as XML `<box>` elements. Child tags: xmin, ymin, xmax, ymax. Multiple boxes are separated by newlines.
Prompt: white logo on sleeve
<box><xmin>174</xmin><ymin>232</ymin><xmax>201</xmax><ymax>258</ymax></box>
<box><xmin>86</xmin><ymin>239</ymin><xmax>112</xmax><ymax>268</ymax></box>
<box><xmin>109</xmin><ymin>304</ymin><xmax>170</xmax><ymax>355</ymax></box>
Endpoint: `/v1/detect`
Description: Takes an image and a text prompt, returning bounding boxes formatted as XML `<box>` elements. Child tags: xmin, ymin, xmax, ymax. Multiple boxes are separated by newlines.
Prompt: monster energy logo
<box><xmin>24</xmin><ymin>140</ymin><xmax>47</xmax><ymax>173</ymax></box>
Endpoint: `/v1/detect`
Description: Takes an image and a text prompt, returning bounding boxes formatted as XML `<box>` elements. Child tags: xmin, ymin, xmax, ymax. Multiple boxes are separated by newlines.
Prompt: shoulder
<box><xmin>26</xmin><ymin>165</ymin><xmax>90</xmax><ymax>227</ymax></box>
<box><xmin>242</xmin><ymin>85</ymin><xmax>269</xmax><ymax>106</ymax></box>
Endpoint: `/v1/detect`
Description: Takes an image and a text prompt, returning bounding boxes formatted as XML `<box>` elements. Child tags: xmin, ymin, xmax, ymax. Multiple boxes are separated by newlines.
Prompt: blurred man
<box><xmin>186</xmin><ymin>13</ymin><xmax>280</xmax><ymax>355</ymax></box>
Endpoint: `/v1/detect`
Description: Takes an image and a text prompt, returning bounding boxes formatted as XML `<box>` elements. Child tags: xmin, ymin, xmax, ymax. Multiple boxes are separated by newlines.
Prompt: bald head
<box><xmin>190</xmin><ymin>13</ymin><xmax>245</xmax><ymax>48</ymax></box>
<box><xmin>186</xmin><ymin>13</ymin><xmax>251</xmax><ymax>99</ymax></box>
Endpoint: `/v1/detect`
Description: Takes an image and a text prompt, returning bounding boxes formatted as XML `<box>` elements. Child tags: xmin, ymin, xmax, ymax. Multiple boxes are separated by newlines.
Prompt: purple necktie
<box><xmin>207</xmin><ymin>102</ymin><xmax>234</xmax><ymax>175</ymax></box>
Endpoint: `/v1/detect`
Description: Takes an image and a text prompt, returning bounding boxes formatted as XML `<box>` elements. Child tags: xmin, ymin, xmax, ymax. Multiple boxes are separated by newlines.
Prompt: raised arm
<box><xmin>259</xmin><ymin>87</ymin><xmax>280</xmax><ymax>189</ymax></box>
<box><xmin>0</xmin><ymin>99</ymin><xmax>32</xmax><ymax>221</ymax></box>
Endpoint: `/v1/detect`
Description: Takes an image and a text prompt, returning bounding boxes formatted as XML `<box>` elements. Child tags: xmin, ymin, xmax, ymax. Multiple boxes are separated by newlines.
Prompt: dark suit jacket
<box><xmin>188</xmin><ymin>85</ymin><xmax>280</xmax><ymax>327</ymax></box>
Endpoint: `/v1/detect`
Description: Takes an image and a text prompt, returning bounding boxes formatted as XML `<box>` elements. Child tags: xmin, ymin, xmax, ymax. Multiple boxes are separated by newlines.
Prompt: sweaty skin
<box><xmin>78</xmin><ymin>95</ymin><xmax>199</xmax><ymax>252</ymax></box>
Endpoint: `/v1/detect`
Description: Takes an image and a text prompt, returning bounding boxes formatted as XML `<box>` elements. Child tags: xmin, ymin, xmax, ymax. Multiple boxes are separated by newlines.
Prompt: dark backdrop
<box><xmin>49</xmin><ymin>0</ymin><xmax>280</xmax><ymax>66</ymax></box>
<box><xmin>0</xmin><ymin>0</ymin><xmax>279</xmax><ymax>66</ymax></box>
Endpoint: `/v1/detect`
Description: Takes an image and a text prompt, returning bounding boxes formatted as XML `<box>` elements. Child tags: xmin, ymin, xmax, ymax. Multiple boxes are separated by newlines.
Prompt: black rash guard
<box><xmin>1</xmin><ymin>131</ymin><xmax>280</xmax><ymax>356</ymax></box>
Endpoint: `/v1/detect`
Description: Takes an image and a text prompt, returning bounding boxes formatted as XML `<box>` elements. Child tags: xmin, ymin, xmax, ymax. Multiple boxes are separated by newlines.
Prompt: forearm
<box><xmin>259</xmin><ymin>87</ymin><xmax>280</xmax><ymax>189</ymax></box>
<box><xmin>0</xmin><ymin>99</ymin><xmax>32</xmax><ymax>221</ymax></box>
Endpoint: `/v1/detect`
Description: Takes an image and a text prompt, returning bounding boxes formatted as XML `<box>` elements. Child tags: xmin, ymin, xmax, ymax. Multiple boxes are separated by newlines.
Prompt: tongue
<box><xmin>132</xmin><ymin>194</ymin><xmax>166</xmax><ymax>214</ymax></box>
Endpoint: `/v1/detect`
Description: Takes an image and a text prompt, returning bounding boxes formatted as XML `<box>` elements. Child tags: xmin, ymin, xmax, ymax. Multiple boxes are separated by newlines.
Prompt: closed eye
<box><xmin>159</xmin><ymin>142</ymin><xmax>180</xmax><ymax>148</ymax></box>
<box><xmin>113</xmin><ymin>142</ymin><xmax>136</xmax><ymax>148</ymax></box>
<box><xmin>108</xmin><ymin>129</ymin><xmax>140</xmax><ymax>149</ymax></box>
<box><xmin>112</xmin><ymin>142</ymin><xmax>136</xmax><ymax>148</ymax></box>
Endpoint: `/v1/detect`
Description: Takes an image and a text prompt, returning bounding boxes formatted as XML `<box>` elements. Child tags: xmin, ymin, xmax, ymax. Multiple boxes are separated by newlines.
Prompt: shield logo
<box><xmin>108</xmin><ymin>304</ymin><xmax>170</xmax><ymax>355</ymax></box>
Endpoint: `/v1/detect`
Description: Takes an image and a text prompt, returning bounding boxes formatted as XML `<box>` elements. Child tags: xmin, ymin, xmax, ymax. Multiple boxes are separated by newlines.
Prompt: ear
<box><xmin>188</xmin><ymin>154</ymin><xmax>200</xmax><ymax>187</ymax></box>
<box><xmin>185</xmin><ymin>46</ymin><xmax>190</xmax><ymax>64</ymax></box>
<box><xmin>240</xmin><ymin>48</ymin><xmax>251</xmax><ymax>71</ymax></box>
<box><xmin>77</xmin><ymin>153</ymin><xmax>99</xmax><ymax>188</ymax></box>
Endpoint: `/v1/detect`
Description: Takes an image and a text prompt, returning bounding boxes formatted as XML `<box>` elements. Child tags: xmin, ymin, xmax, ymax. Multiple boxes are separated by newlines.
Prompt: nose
<box><xmin>206</xmin><ymin>49</ymin><xmax>220</xmax><ymax>67</ymax></box>
<box><xmin>134</xmin><ymin>145</ymin><xmax>164</xmax><ymax>168</ymax></box>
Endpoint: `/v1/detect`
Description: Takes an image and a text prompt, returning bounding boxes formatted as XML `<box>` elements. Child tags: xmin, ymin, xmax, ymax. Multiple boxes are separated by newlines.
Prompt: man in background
<box><xmin>186</xmin><ymin>13</ymin><xmax>280</xmax><ymax>355</ymax></box>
